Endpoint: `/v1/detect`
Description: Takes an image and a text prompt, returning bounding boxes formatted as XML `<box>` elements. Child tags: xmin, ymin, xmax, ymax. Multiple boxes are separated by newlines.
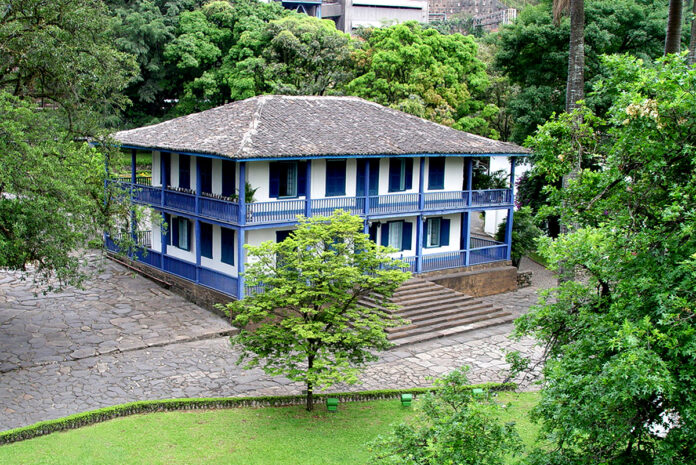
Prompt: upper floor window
<box><xmin>179</xmin><ymin>154</ymin><xmax>191</xmax><ymax>190</ymax></box>
<box><xmin>388</xmin><ymin>158</ymin><xmax>413</xmax><ymax>192</ymax></box>
<box><xmin>325</xmin><ymin>159</ymin><xmax>346</xmax><ymax>197</ymax></box>
<box><xmin>357</xmin><ymin>159</ymin><xmax>379</xmax><ymax>196</ymax></box>
<box><xmin>270</xmin><ymin>161</ymin><xmax>307</xmax><ymax>198</ymax></box>
<box><xmin>199</xmin><ymin>158</ymin><xmax>212</xmax><ymax>194</ymax></box>
<box><xmin>222</xmin><ymin>160</ymin><xmax>236</xmax><ymax>198</ymax></box>
<box><xmin>428</xmin><ymin>158</ymin><xmax>445</xmax><ymax>190</ymax></box>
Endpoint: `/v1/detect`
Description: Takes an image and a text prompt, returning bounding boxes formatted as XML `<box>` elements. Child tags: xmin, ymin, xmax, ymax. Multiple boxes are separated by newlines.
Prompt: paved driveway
<box><xmin>0</xmin><ymin>255</ymin><xmax>549</xmax><ymax>431</ymax></box>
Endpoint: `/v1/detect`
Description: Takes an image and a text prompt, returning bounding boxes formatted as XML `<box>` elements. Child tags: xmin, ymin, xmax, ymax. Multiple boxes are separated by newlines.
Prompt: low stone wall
<box><xmin>417</xmin><ymin>262</ymin><xmax>518</xmax><ymax>297</ymax></box>
<box><xmin>517</xmin><ymin>271</ymin><xmax>533</xmax><ymax>289</ymax></box>
<box><xmin>106</xmin><ymin>253</ymin><xmax>233</xmax><ymax>318</ymax></box>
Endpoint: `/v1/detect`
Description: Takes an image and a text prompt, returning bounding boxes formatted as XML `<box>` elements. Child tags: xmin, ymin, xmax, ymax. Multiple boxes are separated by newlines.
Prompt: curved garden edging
<box><xmin>0</xmin><ymin>382</ymin><xmax>516</xmax><ymax>445</ymax></box>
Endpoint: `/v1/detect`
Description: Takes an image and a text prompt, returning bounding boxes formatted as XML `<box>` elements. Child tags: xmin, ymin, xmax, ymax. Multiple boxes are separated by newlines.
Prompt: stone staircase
<box><xmin>362</xmin><ymin>278</ymin><xmax>514</xmax><ymax>346</ymax></box>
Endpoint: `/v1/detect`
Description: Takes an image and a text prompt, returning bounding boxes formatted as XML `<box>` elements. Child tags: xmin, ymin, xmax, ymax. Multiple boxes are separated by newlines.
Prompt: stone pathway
<box><xmin>0</xmin><ymin>255</ymin><xmax>552</xmax><ymax>431</ymax></box>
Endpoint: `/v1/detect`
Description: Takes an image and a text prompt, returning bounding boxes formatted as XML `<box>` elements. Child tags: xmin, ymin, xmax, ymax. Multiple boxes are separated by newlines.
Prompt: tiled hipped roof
<box><xmin>112</xmin><ymin>95</ymin><xmax>529</xmax><ymax>159</ymax></box>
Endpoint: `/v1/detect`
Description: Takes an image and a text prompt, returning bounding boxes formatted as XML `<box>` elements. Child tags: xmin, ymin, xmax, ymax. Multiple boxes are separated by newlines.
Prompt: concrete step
<box><xmin>388</xmin><ymin>306</ymin><xmax>508</xmax><ymax>335</ymax></box>
<box><xmin>392</xmin><ymin>293</ymin><xmax>477</xmax><ymax>312</ymax></box>
<box><xmin>392</xmin><ymin>287</ymin><xmax>457</xmax><ymax>301</ymax></box>
<box><xmin>388</xmin><ymin>314</ymin><xmax>516</xmax><ymax>346</ymax></box>
<box><xmin>396</xmin><ymin>302</ymin><xmax>494</xmax><ymax>323</ymax></box>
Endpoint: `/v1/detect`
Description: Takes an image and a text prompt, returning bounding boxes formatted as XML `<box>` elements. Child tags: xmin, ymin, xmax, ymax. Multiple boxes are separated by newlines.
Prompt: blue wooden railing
<box><xmin>115</xmin><ymin>178</ymin><xmax>512</xmax><ymax>226</ymax></box>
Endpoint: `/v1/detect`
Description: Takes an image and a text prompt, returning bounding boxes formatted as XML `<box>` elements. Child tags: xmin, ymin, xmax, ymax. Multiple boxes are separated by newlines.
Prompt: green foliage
<box><xmin>515</xmin><ymin>54</ymin><xmax>696</xmax><ymax>464</ymax></box>
<box><xmin>495</xmin><ymin>0</ymin><xmax>669</xmax><ymax>143</ymax></box>
<box><xmin>345</xmin><ymin>22</ymin><xmax>494</xmax><ymax>137</ymax></box>
<box><xmin>425</xmin><ymin>16</ymin><xmax>484</xmax><ymax>37</ymax></box>
<box><xmin>227</xmin><ymin>211</ymin><xmax>411</xmax><ymax>410</ymax></box>
<box><xmin>496</xmin><ymin>207</ymin><xmax>542</xmax><ymax>268</ymax></box>
<box><xmin>368</xmin><ymin>367</ymin><xmax>522</xmax><ymax>465</ymax></box>
<box><xmin>0</xmin><ymin>0</ymin><xmax>137</xmax><ymax>135</ymax></box>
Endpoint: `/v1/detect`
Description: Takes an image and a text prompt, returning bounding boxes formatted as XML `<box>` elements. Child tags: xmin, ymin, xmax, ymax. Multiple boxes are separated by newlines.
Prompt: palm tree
<box><xmin>665</xmin><ymin>0</ymin><xmax>683</xmax><ymax>55</ymax></box>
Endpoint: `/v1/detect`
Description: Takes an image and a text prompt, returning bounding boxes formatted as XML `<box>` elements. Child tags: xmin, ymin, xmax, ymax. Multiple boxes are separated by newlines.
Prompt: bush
<box><xmin>496</xmin><ymin>206</ymin><xmax>542</xmax><ymax>267</ymax></box>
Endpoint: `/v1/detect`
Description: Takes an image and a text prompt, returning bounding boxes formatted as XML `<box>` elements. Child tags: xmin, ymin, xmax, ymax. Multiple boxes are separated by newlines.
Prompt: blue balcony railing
<box><xmin>115</xmin><ymin>179</ymin><xmax>512</xmax><ymax>226</ymax></box>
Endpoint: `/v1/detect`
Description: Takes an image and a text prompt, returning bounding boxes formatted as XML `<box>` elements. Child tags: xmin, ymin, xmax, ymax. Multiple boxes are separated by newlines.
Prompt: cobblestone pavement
<box><xmin>0</xmin><ymin>256</ymin><xmax>553</xmax><ymax>431</ymax></box>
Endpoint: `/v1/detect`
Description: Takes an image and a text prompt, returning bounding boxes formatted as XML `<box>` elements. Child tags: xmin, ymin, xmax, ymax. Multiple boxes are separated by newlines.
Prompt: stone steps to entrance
<box><xmin>360</xmin><ymin>278</ymin><xmax>514</xmax><ymax>346</ymax></box>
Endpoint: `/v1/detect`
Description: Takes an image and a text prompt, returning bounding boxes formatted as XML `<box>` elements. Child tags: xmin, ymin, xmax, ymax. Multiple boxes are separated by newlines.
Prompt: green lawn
<box><xmin>0</xmin><ymin>392</ymin><xmax>540</xmax><ymax>465</ymax></box>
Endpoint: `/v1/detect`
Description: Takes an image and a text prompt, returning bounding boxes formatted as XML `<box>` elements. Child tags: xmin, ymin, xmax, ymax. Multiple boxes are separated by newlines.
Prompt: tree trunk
<box><xmin>665</xmin><ymin>0</ymin><xmax>684</xmax><ymax>55</ymax></box>
<box><xmin>306</xmin><ymin>354</ymin><xmax>314</xmax><ymax>411</ymax></box>
<box><xmin>559</xmin><ymin>0</ymin><xmax>585</xmax><ymax>283</ymax></box>
<box><xmin>688</xmin><ymin>0</ymin><xmax>696</xmax><ymax>64</ymax></box>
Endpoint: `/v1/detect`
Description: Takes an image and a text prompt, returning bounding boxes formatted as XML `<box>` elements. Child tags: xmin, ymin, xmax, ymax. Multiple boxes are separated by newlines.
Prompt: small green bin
<box><xmin>326</xmin><ymin>397</ymin><xmax>339</xmax><ymax>412</ymax></box>
<box><xmin>472</xmin><ymin>388</ymin><xmax>485</xmax><ymax>398</ymax></box>
<box><xmin>400</xmin><ymin>393</ymin><xmax>413</xmax><ymax>407</ymax></box>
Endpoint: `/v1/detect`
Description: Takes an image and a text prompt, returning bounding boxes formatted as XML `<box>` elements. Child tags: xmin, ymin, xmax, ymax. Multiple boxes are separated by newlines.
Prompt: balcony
<box><xmin>115</xmin><ymin>179</ymin><xmax>512</xmax><ymax>225</ymax></box>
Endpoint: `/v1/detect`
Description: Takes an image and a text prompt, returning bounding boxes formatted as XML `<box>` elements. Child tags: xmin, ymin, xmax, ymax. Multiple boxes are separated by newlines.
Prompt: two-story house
<box><xmin>109</xmin><ymin>95</ymin><xmax>528</xmax><ymax>301</ymax></box>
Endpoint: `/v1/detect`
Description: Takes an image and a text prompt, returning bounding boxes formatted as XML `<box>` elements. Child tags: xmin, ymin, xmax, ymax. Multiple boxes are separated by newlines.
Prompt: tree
<box><xmin>226</xmin><ymin>211</ymin><xmax>411</xmax><ymax>411</ymax></box>
<box><xmin>495</xmin><ymin>0</ymin><xmax>669</xmax><ymax>143</ymax></box>
<box><xmin>495</xmin><ymin>207</ymin><xmax>542</xmax><ymax>268</ymax></box>
<box><xmin>368</xmin><ymin>367</ymin><xmax>522</xmax><ymax>465</ymax></box>
<box><xmin>513</xmin><ymin>54</ymin><xmax>696</xmax><ymax>464</ymax></box>
<box><xmin>664</xmin><ymin>0</ymin><xmax>684</xmax><ymax>54</ymax></box>
<box><xmin>345</xmin><ymin>22</ymin><xmax>494</xmax><ymax>137</ymax></box>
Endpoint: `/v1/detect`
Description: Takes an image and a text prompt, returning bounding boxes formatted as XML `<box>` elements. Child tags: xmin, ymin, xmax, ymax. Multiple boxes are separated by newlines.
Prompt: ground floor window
<box><xmin>425</xmin><ymin>217</ymin><xmax>450</xmax><ymax>248</ymax></box>
<box><xmin>200</xmin><ymin>222</ymin><xmax>213</xmax><ymax>259</ymax></box>
<box><xmin>221</xmin><ymin>227</ymin><xmax>235</xmax><ymax>265</ymax></box>
<box><xmin>381</xmin><ymin>220</ymin><xmax>412</xmax><ymax>251</ymax></box>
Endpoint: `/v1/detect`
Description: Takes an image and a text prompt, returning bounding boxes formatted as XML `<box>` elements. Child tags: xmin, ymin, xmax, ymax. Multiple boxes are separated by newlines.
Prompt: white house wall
<box><xmin>211</xmin><ymin>158</ymin><xmax>222</xmax><ymax>195</ymax></box>
<box><xmin>484</xmin><ymin>156</ymin><xmax>529</xmax><ymax>235</ymax></box>
<box><xmin>152</xmin><ymin>151</ymin><xmax>161</xmax><ymax>186</ymax></box>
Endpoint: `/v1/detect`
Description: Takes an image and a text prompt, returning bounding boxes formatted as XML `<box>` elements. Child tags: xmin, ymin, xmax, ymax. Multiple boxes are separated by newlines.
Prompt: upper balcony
<box><xmin>116</xmin><ymin>176</ymin><xmax>512</xmax><ymax>226</ymax></box>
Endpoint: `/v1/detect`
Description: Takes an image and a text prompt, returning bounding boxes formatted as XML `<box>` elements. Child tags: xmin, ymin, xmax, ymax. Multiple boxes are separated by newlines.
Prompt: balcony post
<box><xmin>505</xmin><ymin>157</ymin><xmax>516</xmax><ymax>261</ymax></box>
<box><xmin>239</xmin><ymin>162</ymin><xmax>246</xmax><ymax>226</ymax></box>
<box><xmin>237</xmin><ymin>227</ymin><xmax>246</xmax><ymax>299</ymax></box>
<box><xmin>462</xmin><ymin>211</ymin><xmax>470</xmax><ymax>266</ymax></box>
<box><xmin>465</xmin><ymin>158</ymin><xmax>473</xmax><ymax>207</ymax></box>
<box><xmin>418</xmin><ymin>157</ymin><xmax>425</xmax><ymax>210</ymax></box>
<box><xmin>364</xmin><ymin>159</ymin><xmax>371</xmax><ymax>216</ymax></box>
<box><xmin>304</xmin><ymin>160</ymin><xmax>312</xmax><ymax>217</ymax></box>
<box><xmin>161</xmin><ymin>211</ymin><xmax>168</xmax><ymax>256</ymax></box>
<box><xmin>415</xmin><ymin>215</ymin><xmax>423</xmax><ymax>273</ymax></box>
<box><xmin>195</xmin><ymin>157</ymin><xmax>201</xmax><ymax>215</ymax></box>
<box><xmin>195</xmin><ymin>219</ymin><xmax>201</xmax><ymax>283</ymax></box>
<box><xmin>130</xmin><ymin>149</ymin><xmax>137</xmax><ymax>252</ymax></box>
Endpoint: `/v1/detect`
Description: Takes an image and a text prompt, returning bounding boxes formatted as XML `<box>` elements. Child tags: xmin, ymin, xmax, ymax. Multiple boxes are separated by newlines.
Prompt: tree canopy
<box><xmin>513</xmin><ymin>53</ymin><xmax>696</xmax><ymax>464</ymax></box>
<box><xmin>226</xmin><ymin>211</ymin><xmax>410</xmax><ymax>411</ymax></box>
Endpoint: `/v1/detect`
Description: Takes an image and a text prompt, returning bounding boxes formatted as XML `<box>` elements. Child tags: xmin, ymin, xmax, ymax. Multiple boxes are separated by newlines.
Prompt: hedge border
<box><xmin>0</xmin><ymin>382</ymin><xmax>516</xmax><ymax>445</ymax></box>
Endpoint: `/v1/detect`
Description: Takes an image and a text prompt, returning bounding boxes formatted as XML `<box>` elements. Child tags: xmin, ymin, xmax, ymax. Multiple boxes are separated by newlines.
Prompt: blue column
<box><xmin>195</xmin><ymin>157</ymin><xmax>201</xmax><ymax>215</ymax></box>
<box><xmin>130</xmin><ymin>149</ymin><xmax>137</xmax><ymax>249</ymax></box>
<box><xmin>304</xmin><ymin>160</ymin><xmax>312</xmax><ymax>217</ymax></box>
<box><xmin>239</xmin><ymin>162</ymin><xmax>246</xmax><ymax>225</ymax></box>
<box><xmin>505</xmin><ymin>157</ymin><xmax>516</xmax><ymax>261</ymax></box>
<box><xmin>316</xmin><ymin>3</ymin><xmax>322</xmax><ymax>18</ymax></box>
<box><xmin>415</xmin><ymin>215</ymin><xmax>423</xmax><ymax>273</ymax></box>
<box><xmin>195</xmin><ymin>219</ymin><xmax>201</xmax><ymax>283</ymax></box>
<box><xmin>462</xmin><ymin>212</ymin><xmax>471</xmax><ymax>266</ymax></box>
<box><xmin>465</xmin><ymin>158</ymin><xmax>473</xmax><ymax>207</ymax></box>
<box><xmin>364</xmin><ymin>160</ymin><xmax>371</xmax><ymax>216</ymax></box>
<box><xmin>237</xmin><ymin>228</ymin><xmax>246</xmax><ymax>299</ymax></box>
<box><xmin>161</xmin><ymin>211</ymin><xmax>168</xmax><ymax>256</ymax></box>
<box><xmin>418</xmin><ymin>157</ymin><xmax>425</xmax><ymax>210</ymax></box>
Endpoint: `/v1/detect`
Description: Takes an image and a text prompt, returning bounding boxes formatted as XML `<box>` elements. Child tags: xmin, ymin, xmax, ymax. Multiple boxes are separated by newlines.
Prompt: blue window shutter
<box><xmin>380</xmin><ymin>223</ymin><xmax>390</xmax><ymax>246</ymax></box>
<box><xmin>402</xmin><ymin>221</ymin><xmax>412</xmax><ymax>251</ymax></box>
<box><xmin>199</xmin><ymin>158</ymin><xmax>212</xmax><ymax>193</ymax></box>
<box><xmin>423</xmin><ymin>220</ymin><xmax>429</xmax><ymax>248</ymax></box>
<box><xmin>186</xmin><ymin>219</ymin><xmax>193</xmax><ymax>251</ymax></box>
<box><xmin>297</xmin><ymin>161</ymin><xmax>307</xmax><ymax>197</ymax></box>
<box><xmin>428</xmin><ymin>158</ymin><xmax>445</xmax><ymax>190</ymax></box>
<box><xmin>388</xmin><ymin>159</ymin><xmax>400</xmax><ymax>192</ymax></box>
<box><xmin>179</xmin><ymin>154</ymin><xmax>190</xmax><ymax>189</ymax></box>
<box><xmin>164</xmin><ymin>213</ymin><xmax>171</xmax><ymax>245</ymax></box>
<box><xmin>276</xmin><ymin>230</ymin><xmax>292</xmax><ymax>243</ymax></box>
<box><xmin>201</xmin><ymin>223</ymin><xmax>213</xmax><ymax>259</ymax></box>
<box><xmin>326</xmin><ymin>160</ymin><xmax>346</xmax><ymax>197</ymax></box>
<box><xmin>356</xmin><ymin>159</ymin><xmax>366</xmax><ymax>196</ymax></box>
<box><xmin>405</xmin><ymin>158</ymin><xmax>413</xmax><ymax>190</ymax></box>
<box><xmin>171</xmin><ymin>217</ymin><xmax>179</xmax><ymax>247</ymax></box>
<box><xmin>221</xmin><ymin>161</ymin><xmax>235</xmax><ymax>197</ymax></box>
<box><xmin>221</xmin><ymin>227</ymin><xmax>235</xmax><ymax>265</ymax></box>
<box><xmin>162</xmin><ymin>153</ymin><xmax>171</xmax><ymax>187</ymax></box>
<box><xmin>440</xmin><ymin>219</ymin><xmax>450</xmax><ymax>246</ymax></box>
<box><xmin>269</xmin><ymin>162</ymin><xmax>280</xmax><ymax>198</ymax></box>
<box><xmin>369</xmin><ymin>223</ymin><xmax>378</xmax><ymax>242</ymax></box>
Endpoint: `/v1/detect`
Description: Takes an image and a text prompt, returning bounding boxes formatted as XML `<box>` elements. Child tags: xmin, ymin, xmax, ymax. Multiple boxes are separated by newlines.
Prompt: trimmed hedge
<box><xmin>0</xmin><ymin>382</ymin><xmax>516</xmax><ymax>445</ymax></box>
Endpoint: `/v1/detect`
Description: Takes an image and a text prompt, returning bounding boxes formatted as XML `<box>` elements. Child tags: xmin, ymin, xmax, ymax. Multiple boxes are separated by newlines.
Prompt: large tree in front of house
<box><xmin>226</xmin><ymin>211</ymin><xmax>410</xmax><ymax>411</ymax></box>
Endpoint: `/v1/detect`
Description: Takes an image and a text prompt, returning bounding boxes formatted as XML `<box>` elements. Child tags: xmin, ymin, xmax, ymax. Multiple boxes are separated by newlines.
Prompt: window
<box><xmin>381</xmin><ymin>220</ymin><xmax>412</xmax><ymax>251</ymax></box>
<box><xmin>222</xmin><ymin>160</ymin><xmax>235</xmax><ymax>198</ymax></box>
<box><xmin>388</xmin><ymin>158</ymin><xmax>413</xmax><ymax>192</ymax></box>
<box><xmin>428</xmin><ymin>158</ymin><xmax>445</xmax><ymax>190</ymax></box>
<box><xmin>177</xmin><ymin>217</ymin><xmax>191</xmax><ymax>251</ymax></box>
<box><xmin>424</xmin><ymin>217</ymin><xmax>450</xmax><ymax>248</ymax></box>
<box><xmin>269</xmin><ymin>161</ymin><xmax>307</xmax><ymax>198</ymax></box>
<box><xmin>357</xmin><ymin>159</ymin><xmax>379</xmax><ymax>196</ymax></box>
<box><xmin>179</xmin><ymin>154</ymin><xmax>191</xmax><ymax>189</ymax></box>
<box><xmin>276</xmin><ymin>230</ymin><xmax>292</xmax><ymax>243</ymax></box>
<box><xmin>221</xmin><ymin>227</ymin><xmax>235</xmax><ymax>265</ymax></box>
<box><xmin>200</xmin><ymin>223</ymin><xmax>213</xmax><ymax>259</ymax></box>
<box><xmin>162</xmin><ymin>153</ymin><xmax>171</xmax><ymax>188</ymax></box>
<box><xmin>199</xmin><ymin>158</ymin><xmax>212</xmax><ymax>194</ymax></box>
<box><xmin>325</xmin><ymin>160</ymin><xmax>346</xmax><ymax>197</ymax></box>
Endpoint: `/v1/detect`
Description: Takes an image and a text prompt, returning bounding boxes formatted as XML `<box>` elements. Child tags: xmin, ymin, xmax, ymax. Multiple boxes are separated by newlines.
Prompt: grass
<box><xmin>526</xmin><ymin>251</ymin><xmax>550</xmax><ymax>268</ymax></box>
<box><xmin>0</xmin><ymin>392</ymin><xmax>540</xmax><ymax>465</ymax></box>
